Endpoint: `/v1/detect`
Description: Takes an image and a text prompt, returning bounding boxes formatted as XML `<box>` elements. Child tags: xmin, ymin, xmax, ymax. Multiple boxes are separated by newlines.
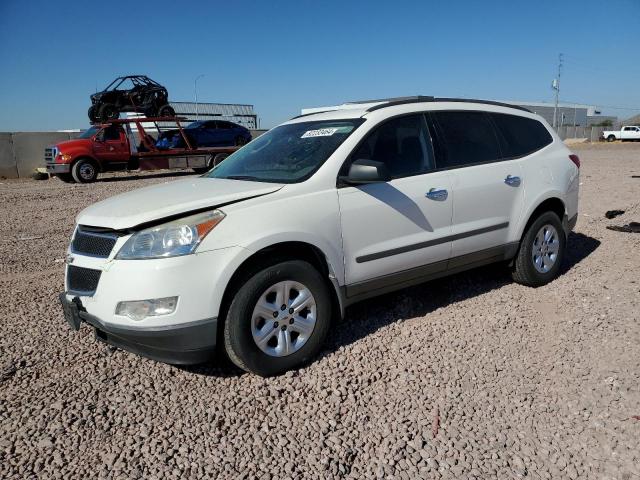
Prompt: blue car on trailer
<box><xmin>157</xmin><ymin>120</ymin><xmax>252</xmax><ymax>149</ymax></box>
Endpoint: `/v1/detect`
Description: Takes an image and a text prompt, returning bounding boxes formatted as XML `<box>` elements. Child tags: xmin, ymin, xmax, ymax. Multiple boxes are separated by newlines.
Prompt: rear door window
<box><xmin>430</xmin><ymin>111</ymin><xmax>501</xmax><ymax>169</ymax></box>
<box><xmin>490</xmin><ymin>113</ymin><xmax>553</xmax><ymax>158</ymax></box>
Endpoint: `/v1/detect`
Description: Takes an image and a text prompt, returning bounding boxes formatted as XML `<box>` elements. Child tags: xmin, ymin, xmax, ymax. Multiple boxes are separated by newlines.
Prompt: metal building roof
<box><xmin>170</xmin><ymin>102</ymin><xmax>256</xmax><ymax>116</ymax></box>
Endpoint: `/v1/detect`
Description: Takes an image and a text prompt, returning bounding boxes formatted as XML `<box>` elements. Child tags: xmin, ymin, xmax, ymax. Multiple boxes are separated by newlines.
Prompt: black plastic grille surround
<box><xmin>71</xmin><ymin>227</ymin><xmax>120</xmax><ymax>258</ymax></box>
<box><xmin>67</xmin><ymin>265</ymin><xmax>102</xmax><ymax>295</ymax></box>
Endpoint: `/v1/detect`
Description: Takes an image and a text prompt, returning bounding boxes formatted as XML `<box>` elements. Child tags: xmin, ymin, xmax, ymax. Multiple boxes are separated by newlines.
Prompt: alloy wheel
<box><xmin>250</xmin><ymin>280</ymin><xmax>317</xmax><ymax>357</ymax></box>
<box><xmin>531</xmin><ymin>224</ymin><xmax>560</xmax><ymax>273</ymax></box>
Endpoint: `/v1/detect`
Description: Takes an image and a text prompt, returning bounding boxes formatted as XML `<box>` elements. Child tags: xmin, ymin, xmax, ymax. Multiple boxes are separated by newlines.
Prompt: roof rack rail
<box><xmin>364</xmin><ymin>96</ymin><xmax>531</xmax><ymax>113</ymax></box>
<box><xmin>290</xmin><ymin>110</ymin><xmax>333</xmax><ymax>120</ymax></box>
<box><xmin>365</xmin><ymin>96</ymin><xmax>435</xmax><ymax>112</ymax></box>
<box><xmin>432</xmin><ymin>98</ymin><xmax>531</xmax><ymax>112</ymax></box>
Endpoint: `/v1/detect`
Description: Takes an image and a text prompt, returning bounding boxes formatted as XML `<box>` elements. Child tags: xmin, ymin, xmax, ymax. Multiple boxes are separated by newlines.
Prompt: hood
<box><xmin>56</xmin><ymin>138</ymin><xmax>93</xmax><ymax>153</ymax></box>
<box><xmin>77</xmin><ymin>177</ymin><xmax>284</xmax><ymax>230</ymax></box>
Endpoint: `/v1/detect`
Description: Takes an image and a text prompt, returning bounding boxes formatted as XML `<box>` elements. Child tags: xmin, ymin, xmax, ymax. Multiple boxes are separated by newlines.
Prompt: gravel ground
<box><xmin>1</xmin><ymin>144</ymin><xmax>639</xmax><ymax>479</ymax></box>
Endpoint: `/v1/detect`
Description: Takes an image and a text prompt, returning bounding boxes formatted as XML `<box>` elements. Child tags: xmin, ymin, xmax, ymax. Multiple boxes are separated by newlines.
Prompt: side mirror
<box><xmin>344</xmin><ymin>159</ymin><xmax>391</xmax><ymax>184</ymax></box>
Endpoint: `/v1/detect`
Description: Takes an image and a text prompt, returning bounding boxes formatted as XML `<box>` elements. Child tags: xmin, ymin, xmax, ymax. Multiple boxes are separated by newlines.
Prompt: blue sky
<box><xmin>0</xmin><ymin>0</ymin><xmax>639</xmax><ymax>131</ymax></box>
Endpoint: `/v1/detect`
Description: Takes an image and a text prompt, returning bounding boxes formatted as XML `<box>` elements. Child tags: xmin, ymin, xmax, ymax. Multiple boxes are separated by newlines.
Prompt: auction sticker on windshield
<box><xmin>301</xmin><ymin>128</ymin><xmax>339</xmax><ymax>138</ymax></box>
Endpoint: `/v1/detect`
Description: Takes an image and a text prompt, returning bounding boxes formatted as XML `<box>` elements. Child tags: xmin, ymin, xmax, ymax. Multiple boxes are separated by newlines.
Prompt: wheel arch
<box><xmin>71</xmin><ymin>155</ymin><xmax>102</xmax><ymax>172</ymax></box>
<box><xmin>218</xmin><ymin>241</ymin><xmax>345</xmax><ymax>333</ymax></box>
<box><xmin>517</xmin><ymin>195</ymin><xmax>567</xmax><ymax>242</ymax></box>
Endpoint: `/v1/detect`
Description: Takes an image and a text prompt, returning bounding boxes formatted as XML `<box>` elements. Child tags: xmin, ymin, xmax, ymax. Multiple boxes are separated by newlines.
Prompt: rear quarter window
<box><xmin>490</xmin><ymin>113</ymin><xmax>553</xmax><ymax>158</ymax></box>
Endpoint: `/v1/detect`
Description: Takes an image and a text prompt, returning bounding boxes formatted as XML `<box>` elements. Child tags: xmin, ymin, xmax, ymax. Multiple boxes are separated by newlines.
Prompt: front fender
<box><xmin>241</xmin><ymin>230</ymin><xmax>345</xmax><ymax>285</ymax></box>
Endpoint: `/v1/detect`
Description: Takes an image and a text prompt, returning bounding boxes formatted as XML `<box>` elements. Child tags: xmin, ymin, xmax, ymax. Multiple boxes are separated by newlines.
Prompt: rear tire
<box><xmin>223</xmin><ymin>260</ymin><xmax>331</xmax><ymax>376</ymax></box>
<box><xmin>71</xmin><ymin>159</ymin><xmax>99</xmax><ymax>183</ymax></box>
<box><xmin>213</xmin><ymin>152</ymin><xmax>229</xmax><ymax>166</ymax></box>
<box><xmin>56</xmin><ymin>173</ymin><xmax>75</xmax><ymax>183</ymax></box>
<box><xmin>193</xmin><ymin>152</ymin><xmax>229</xmax><ymax>174</ymax></box>
<box><xmin>512</xmin><ymin>211</ymin><xmax>566</xmax><ymax>287</ymax></box>
<box><xmin>607</xmin><ymin>134</ymin><xmax>616</xmax><ymax>142</ymax></box>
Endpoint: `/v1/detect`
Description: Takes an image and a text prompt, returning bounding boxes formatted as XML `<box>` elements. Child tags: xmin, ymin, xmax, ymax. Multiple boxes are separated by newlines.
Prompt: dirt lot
<box><xmin>1</xmin><ymin>144</ymin><xmax>639</xmax><ymax>479</ymax></box>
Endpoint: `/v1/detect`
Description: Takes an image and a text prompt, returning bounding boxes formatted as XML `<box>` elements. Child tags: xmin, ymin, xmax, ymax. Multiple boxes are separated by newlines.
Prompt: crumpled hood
<box><xmin>77</xmin><ymin>177</ymin><xmax>283</xmax><ymax>230</ymax></box>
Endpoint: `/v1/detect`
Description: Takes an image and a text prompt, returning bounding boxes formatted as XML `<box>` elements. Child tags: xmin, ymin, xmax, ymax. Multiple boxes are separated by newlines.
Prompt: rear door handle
<box><xmin>426</xmin><ymin>188</ymin><xmax>448</xmax><ymax>201</ymax></box>
<box><xmin>504</xmin><ymin>175</ymin><xmax>521</xmax><ymax>187</ymax></box>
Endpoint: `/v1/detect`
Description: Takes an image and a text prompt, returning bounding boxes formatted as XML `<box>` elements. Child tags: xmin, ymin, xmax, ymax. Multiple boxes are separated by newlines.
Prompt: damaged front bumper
<box><xmin>59</xmin><ymin>293</ymin><xmax>217</xmax><ymax>365</ymax></box>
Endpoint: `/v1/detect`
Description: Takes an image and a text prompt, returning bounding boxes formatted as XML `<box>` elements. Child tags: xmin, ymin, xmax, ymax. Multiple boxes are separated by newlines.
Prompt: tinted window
<box><xmin>103</xmin><ymin>126</ymin><xmax>121</xmax><ymax>141</ymax></box>
<box><xmin>350</xmin><ymin>114</ymin><xmax>434</xmax><ymax>178</ymax></box>
<box><xmin>217</xmin><ymin>121</ymin><xmax>233</xmax><ymax>129</ymax></box>
<box><xmin>432</xmin><ymin>111</ymin><xmax>501</xmax><ymax>168</ymax></box>
<box><xmin>491</xmin><ymin>113</ymin><xmax>554</xmax><ymax>158</ymax></box>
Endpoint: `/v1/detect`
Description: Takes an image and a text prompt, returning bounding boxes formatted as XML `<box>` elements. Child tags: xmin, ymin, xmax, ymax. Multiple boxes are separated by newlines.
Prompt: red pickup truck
<box><xmin>45</xmin><ymin>117</ymin><xmax>238</xmax><ymax>183</ymax></box>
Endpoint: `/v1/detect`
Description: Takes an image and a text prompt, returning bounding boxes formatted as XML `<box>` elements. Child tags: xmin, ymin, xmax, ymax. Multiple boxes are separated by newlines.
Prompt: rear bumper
<box><xmin>46</xmin><ymin>164</ymin><xmax>71</xmax><ymax>174</ymax></box>
<box><xmin>60</xmin><ymin>293</ymin><xmax>217</xmax><ymax>365</ymax></box>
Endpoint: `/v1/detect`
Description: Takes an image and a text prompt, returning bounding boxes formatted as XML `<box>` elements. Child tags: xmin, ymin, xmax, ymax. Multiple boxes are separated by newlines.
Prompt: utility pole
<box><xmin>552</xmin><ymin>53</ymin><xmax>563</xmax><ymax>128</ymax></box>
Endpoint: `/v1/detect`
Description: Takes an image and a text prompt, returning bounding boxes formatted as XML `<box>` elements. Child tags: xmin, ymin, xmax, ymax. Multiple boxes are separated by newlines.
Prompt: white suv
<box><xmin>60</xmin><ymin>97</ymin><xmax>580</xmax><ymax>376</ymax></box>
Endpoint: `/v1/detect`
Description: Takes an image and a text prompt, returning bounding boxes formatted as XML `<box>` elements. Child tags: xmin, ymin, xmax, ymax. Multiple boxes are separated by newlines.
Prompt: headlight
<box><xmin>116</xmin><ymin>210</ymin><xmax>225</xmax><ymax>259</ymax></box>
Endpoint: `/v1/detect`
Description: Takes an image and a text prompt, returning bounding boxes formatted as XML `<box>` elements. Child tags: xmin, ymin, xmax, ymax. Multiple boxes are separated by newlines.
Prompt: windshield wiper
<box><xmin>223</xmin><ymin>175</ymin><xmax>262</xmax><ymax>181</ymax></box>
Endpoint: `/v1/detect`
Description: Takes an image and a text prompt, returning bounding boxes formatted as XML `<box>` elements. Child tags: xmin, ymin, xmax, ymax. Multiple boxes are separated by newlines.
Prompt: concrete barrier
<box><xmin>0</xmin><ymin>133</ymin><xmax>17</xmax><ymax>178</ymax></box>
<box><xmin>12</xmin><ymin>132</ymin><xmax>76</xmax><ymax>178</ymax></box>
<box><xmin>0</xmin><ymin>129</ymin><xmax>270</xmax><ymax>179</ymax></box>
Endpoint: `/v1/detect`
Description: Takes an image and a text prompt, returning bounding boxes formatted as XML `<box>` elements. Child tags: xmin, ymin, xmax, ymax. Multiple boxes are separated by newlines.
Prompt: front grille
<box><xmin>72</xmin><ymin>226</ymin><xmax>121</xmax><ymax>258</ymax></box>
<box><xmin>67</xmin><ymin>265</ymin><xmax>101</xmax><ymax>295</ymax></box>
<box><xmin>45</xmin><ymin>147</ymin><xmax>57</xmax><ymax>165</ymax></box>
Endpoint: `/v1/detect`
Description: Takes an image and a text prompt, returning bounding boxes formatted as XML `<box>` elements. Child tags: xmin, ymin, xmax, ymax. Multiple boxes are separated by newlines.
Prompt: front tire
<box><xmin>88</xmin><ymin>106</ymin><xmax>98</xmax><ymax>123</ymax></box>
<box><xmin>71</xmin><ymin>159</ymin><xmax>99</xmax><ymax>183</ymax></box>
<box><xmin>512</xmin><ymin>211</ymin><xmax>566</xmax><ymax>287</ymax></box>
<box><xmin>223</xmin><ymin>260</ymin><xmax>332</xmax><ymax>376</ymax></box>
<box><xmin>98</xmin><ymin>103</ymin><xmax>118</xmax><ymax>121</ymax></box>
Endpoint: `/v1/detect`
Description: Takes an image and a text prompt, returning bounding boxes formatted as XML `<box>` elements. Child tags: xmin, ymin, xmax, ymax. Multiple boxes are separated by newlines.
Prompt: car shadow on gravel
<box><xmin>181</xmin><ymin>232</ymin><xmax>600</xmax><ymax>376</ymax></box>
<box><xmin>321</xmin><ymin>231</ymin><xmax>601</xmax><ymax>357</ymax></box>
<box><xmin>97</xmin><ymin>171</ymin><xmax>196</xmax><ymax>183</ymax></box>
<box><xmin>560</xmin><ymin>232</ymin><xmax>601</xmax><ymax>274</ymax></box>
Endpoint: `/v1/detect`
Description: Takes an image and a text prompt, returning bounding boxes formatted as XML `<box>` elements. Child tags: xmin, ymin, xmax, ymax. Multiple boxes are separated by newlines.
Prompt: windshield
<box><xmin>79</xmin><ymin>126</ymin><xmax>99</xmax><ymax>139</ymax></box>
<box><xmin>186</xmin><ymin>121</ymin><xmax>205</xmax><ymax>129</ymax></box>
<box><xmin>206</xmin><ymin>119</ymin><xmax>364</xmax><ymax>183</ymax></box>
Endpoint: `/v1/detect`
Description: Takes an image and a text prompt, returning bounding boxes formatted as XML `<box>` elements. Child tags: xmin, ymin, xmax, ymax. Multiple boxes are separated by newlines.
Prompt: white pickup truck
<box><xmin>602</xmin><ymin>125</ymin><xmax>640</xmax><ymax>142</ymax></box>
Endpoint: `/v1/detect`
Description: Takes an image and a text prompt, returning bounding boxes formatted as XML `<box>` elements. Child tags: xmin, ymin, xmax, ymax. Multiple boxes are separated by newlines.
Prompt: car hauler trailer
<box><xmin>45</xmin><ymin>117</ymin><xmax>238</xmax><ymax>183</ymax></box>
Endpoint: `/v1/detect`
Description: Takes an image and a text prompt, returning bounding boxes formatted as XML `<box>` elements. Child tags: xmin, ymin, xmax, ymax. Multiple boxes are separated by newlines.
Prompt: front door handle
<box><xmin>426</xmin><ymin>188</ymin><xmax>448</xmax><ymax>201</ymax></box>
<box><xmin>504</xmin><ymin>175</ymin><xmax>521</xmax><ymax>187</ymax></box>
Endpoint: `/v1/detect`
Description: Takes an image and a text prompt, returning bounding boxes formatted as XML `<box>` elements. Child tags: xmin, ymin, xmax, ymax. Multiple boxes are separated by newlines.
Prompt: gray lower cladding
<box><xmin>77</xmin><ymin>306</ymin><xmax>217</xmax><ymax>365</ymax></box>
<box><xmin>46</xmin><ymin>164</ymin><xmax>71</xmax><ymax>174</ymax></box>
<box><xmin>356</xmin><ymin>222</ymin><xmax>510</xmax><ymax>263</ymax></box>
<box><xmin>345</xmin><ymin>242</ymin><xmax>520</xmax><ymax>302</ymax></box>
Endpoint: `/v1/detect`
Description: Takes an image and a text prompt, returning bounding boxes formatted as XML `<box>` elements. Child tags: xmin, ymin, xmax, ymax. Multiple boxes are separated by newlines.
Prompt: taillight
<box><xmin>569</xmin><ymin>154</ymin><xmax>580</xmax><ymax>168</ymax></box>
